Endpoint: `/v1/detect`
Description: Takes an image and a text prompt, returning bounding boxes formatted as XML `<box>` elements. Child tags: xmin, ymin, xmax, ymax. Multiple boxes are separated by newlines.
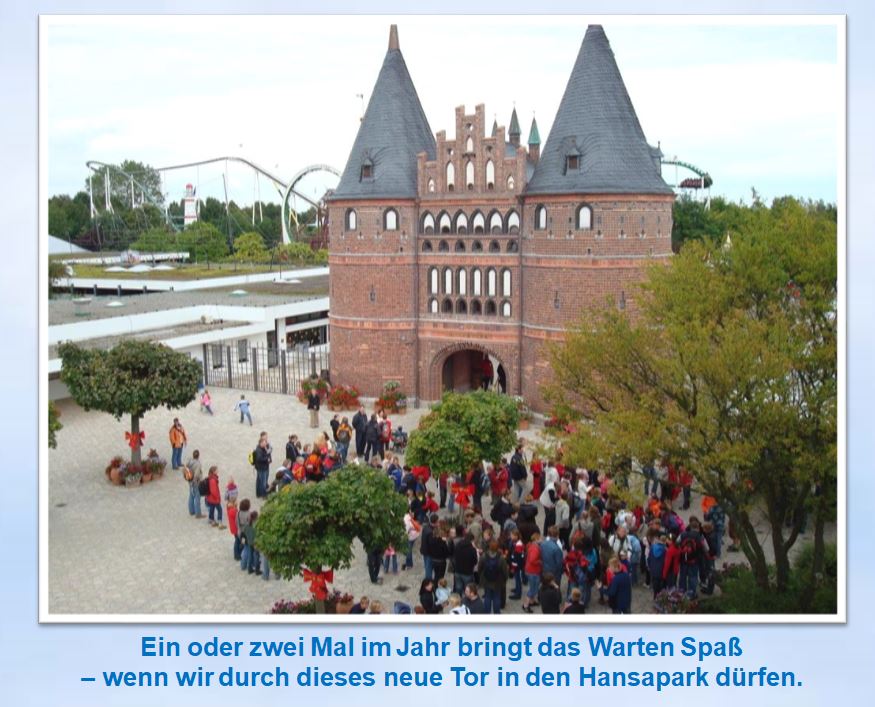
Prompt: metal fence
<box><xmin>201</xmin><ymin>343</ymin><xmax>330</xmax><ymax>395</ymax></box>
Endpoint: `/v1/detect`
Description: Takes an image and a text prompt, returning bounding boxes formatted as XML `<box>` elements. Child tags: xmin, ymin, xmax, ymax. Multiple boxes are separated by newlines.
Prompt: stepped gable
<box><xmin>526</xmin><ymin>25</ymin><xmax>672</xmax><ymax>195</ymax></box>
<box><xmin>332</xmin><ymin>25</ymin><xmax>436</xmax><ymax>200</ymax></box>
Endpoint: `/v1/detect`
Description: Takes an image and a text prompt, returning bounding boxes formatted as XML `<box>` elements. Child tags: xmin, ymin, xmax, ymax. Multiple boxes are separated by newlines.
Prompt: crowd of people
<box><xmin>170</xmin><ymin>397</ymin><xmax>735</xmax><ymax>615</ymax></box>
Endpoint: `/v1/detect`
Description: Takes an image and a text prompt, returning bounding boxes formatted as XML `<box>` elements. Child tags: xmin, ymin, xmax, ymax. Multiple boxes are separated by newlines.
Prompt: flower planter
<box><xmin>335</xmin><ymin>600</ymin><xmax>354</xmax><ymax>614</ymax></box>
<box><xmin>125</xmin><ymin>474</ymin><xmax>142</xmax><ymax>487</ymax></box>
<box><xmin>109</xmin><ymin>467</ymin><xmax>124</xmax><ymax>485</ymax></box>
<box><xmin>518</xmin><ymin>419</ymin><xmax>530</xmax><ymax>431</ymax></box>
<box><xmin>141</xmin><ymin>471</ymin><xmax>153</xmax><ymax>483</ymax></box>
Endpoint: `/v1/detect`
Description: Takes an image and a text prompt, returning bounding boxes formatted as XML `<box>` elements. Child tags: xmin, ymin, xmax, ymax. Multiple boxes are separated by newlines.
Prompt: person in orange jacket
<box><xmin>169</xmin><ymin>418</ymin><xmax>187</xmax><ymax>470</ymax></box>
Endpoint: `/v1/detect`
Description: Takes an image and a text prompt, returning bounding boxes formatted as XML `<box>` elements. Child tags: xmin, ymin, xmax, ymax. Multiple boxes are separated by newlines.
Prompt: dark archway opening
<box><xmin>441</xmin><ymin>350</ymin><xmax>507</xmax><ymax>395</ymax></box>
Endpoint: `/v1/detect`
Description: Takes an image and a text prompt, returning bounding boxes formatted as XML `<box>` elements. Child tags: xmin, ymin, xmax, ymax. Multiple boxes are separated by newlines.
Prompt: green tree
<box><xmin>132</xmin><ymin>226</ymin><xmax>176</xmax><ymax>252</ymax></box>
<box><xmin>546</xmin><ymin>197</ymin><xmax>836</xmax><ymax>604</ymax></box>
<box><xmin>233</xmin><ymin>231</ymin><xmax>269</xmax><ymax>261</ymax></box>
<box><xmin>406</xmin><ymin>390</ymin><xmax>520</xmax><ymax>476</ymax></box>
<box><xmin>58</xmin><ymin>341</ymin><xmax>201</xmax><ymax>465</ymax></box>
<box><xmin>48</xmin><ymin>401</ymin><xmax>62</xmax><ymax>449</ymax></box>
<box><xmin>85</xmin><ymin>159</ymin><xmax>164</xmax><ymax>210</ymax></box>
<box><xmin>177</xmin><ymin>221</ymin><xmax>229</xmax><ymax>261</ymax></box>
<box><xmin>256</xmin><ymin>467</ymin><xmax>407</xmax><ymax>609</ymax></box>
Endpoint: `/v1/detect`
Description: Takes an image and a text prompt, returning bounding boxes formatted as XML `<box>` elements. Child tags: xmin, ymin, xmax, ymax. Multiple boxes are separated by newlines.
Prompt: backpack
<box><xmin>380</xmin><ymin>419</ymin><xmax>392</xmax><ymax>443</ymax></box>
<box><xmin>680</xmin><ymin>534</ymin><xmax>700</xmax><ymax>564</ymax></box>
<box><xmin>198</xmin><ymin>477</ymin><xmax>211</xmax><ymax>496</ymax></box>
<box><xmin>482</xmin><ymin>553</ymin><xmax>501</xmax><ymax>582</ymax></box>
<box><xmin>480</xmin><ymin>471</ymin><xmax>491</xmax><ymax>493</ymax></box>
<box><xmin>248</xmin><ymin>450</ymin><xmax>255</xmax><ymax>466</ymax></box>
<box><xmin>182</xmin><ymin>466</ymin><xmax>193</xmax><ymax>482</ymax></box>
<box><xmin>337</xmin><ymin>426</ymin><xmax>351</xmax><ymax>444</ymax></box>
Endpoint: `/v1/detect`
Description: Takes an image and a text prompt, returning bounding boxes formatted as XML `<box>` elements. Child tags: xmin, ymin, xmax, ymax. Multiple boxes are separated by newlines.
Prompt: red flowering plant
<box><xmin>297</xmin><ymin>377</ymin><xmax>330</xmax><ymax>403</ymax></box>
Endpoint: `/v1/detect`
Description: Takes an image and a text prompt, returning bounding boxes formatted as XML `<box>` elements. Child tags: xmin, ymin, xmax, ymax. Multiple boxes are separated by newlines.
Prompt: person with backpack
<box><xmin>253</xmin><ymin>434</ymin><xmax>272</xmax><ymax>498</ymax></box>
<box><xmin>234</xmin><ymin>499</ymin><xmax>250</xmax><ymax>562</ymax></box>
<box><xmin>204</xmin><ymin>466</ymin><xmax>225</xmax><ymax>529</ymax></box>
<box><xmin>509</xmin><ymin>445</ymin><xmax>528</xmax><ymax>504</ymax></box>
<box><xmin>646</xmin><ymin>532</ymin><xmax>668</xmax><ymax>597</ymax></box>
<box><xmin>234</xmin><ymin>394</ymin><xmax>253</xmax><ymax>426</ymax></box>
<box><xmin>335</xmin><ymin>417</ymin><xmax>352</xmax><ymax>463</ymax></box>
<box><xmin>184</xmin><ymin>449</ymin><xmax>203</xmax><ymax>518</ymax></box>
<box><xmin>477</xmin><ymin>540</ymin><xmax>508</xmax><ymax>614</ymax></box>
<box><xmin>378</xmin><ymin>412</ymin><xmax>392</xmax><ymax>459</ymax></box>
<box><xmin>168</xmin><ymin>418</ymin><xmax>187</xmax><ymax>470</ymax></box>
<box><xmin>678</xmin><ymin>518</ymin><xmax>707</xmax><ymax>597</ymax></box>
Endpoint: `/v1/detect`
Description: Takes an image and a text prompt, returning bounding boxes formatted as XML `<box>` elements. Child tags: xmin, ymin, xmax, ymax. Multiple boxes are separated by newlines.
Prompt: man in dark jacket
<box><xmin>678</xmin><ymin>518</ymin><xmax>707</xmax><ymax>597</ymax></box>
<box><xmin>253</xmin><ymin>435</ymin><xmax>272</xmax><ymax>499</ymax></box>
<box><xmin>540</xmin><ymin>527</ymin><xmax>565</xmax><ymax>584</ymax></box>
<box><xmin>509</xmin><ymin>446</ymin><xmax>528</xmax><ymax>503</ymax></box>
<box><xmin>539</xmin><ymin>573</ymin><xmax>562</xmax><ymax>614</ymax></box>
<box><xmin>420</xmin><ymin>513</ymin><xmax>437</xmax><ymax>581</ymax></box>
<box><xmin>306</xmin><ymin>385</ymin><xmax>320</xmax><ymax>429</ymax></box>
<box><xmin>351</xmin><ymin>406</ymin><xmax>368</xmax><ymax>459</ymax></box>
<box><xmin>607</xmin><ymin>566</ymin><xmax>632</xmax><ymax>614</ymax></box>
<box><xmin>452</xmin><ymin>533</ymin><xmax>478</xmax><ymax>594</ymax></box>
<box><xmin>477</xmin><ymin>541</ymin><xmax>509</xmax><ymax>614</ymax></box>
<box><xmin>463</xmin><ymin>583</ymin><xmax>487</xmax><ymax>614</ymax></box>
<box><xmin>364</xmin><ymin>415</ymin><xmax>380</xmax><ymax>462</ymax></box>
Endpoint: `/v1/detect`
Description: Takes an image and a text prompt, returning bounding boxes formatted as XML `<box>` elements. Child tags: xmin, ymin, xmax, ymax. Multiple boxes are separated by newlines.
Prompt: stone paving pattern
<box><xmin>48</xmin><ymin>387</ymin><xmax>830</xmax><ymax>616</ymax></box>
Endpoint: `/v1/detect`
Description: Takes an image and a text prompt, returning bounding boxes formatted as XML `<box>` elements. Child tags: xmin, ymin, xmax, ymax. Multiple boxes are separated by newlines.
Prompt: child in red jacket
<box><xmin>227</xmin><ymin>498</ymin><xmax>238</xmax><ymax>559</ymax></box>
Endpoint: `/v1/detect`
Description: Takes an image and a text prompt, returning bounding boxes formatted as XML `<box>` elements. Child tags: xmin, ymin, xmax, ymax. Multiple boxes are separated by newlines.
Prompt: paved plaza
<box><xmin>47</xmin><ymin>387</ymin><xmax>829</xmax><ymax>617</ymax></box>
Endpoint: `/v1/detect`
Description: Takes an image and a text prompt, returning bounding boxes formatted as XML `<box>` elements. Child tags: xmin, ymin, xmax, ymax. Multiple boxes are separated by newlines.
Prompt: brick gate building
<box><xmin>327</xmin><ymin>24</ymin><xmax>674</xmax><ymax>410</ymax></box>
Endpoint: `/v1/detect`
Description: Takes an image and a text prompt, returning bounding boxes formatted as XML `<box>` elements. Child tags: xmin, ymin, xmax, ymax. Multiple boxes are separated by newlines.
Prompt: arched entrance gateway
<box><xmin>438</xmin><ymin>347</ymin><xmax>507</xmax><ymax>395</ymax></box>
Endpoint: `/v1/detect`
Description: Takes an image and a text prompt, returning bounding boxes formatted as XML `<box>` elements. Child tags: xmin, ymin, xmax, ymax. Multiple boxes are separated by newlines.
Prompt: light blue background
<box><xmin>3</xmin><ymin>1</ymin><xmax>872</xmax><ymax>704</ymax></box>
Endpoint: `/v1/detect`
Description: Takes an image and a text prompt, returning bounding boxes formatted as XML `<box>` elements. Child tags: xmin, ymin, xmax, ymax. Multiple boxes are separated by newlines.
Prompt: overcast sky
<box><xmin>44</xmin><ymin>15</ymin><xmax>840</xmax><ymax>208</ymax></box>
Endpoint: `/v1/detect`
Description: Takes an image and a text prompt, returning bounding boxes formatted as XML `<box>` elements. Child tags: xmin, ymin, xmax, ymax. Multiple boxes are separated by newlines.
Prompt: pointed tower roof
<box><xmin>526</xmin><ymin>25</ymin><xmax>672</xmax><ymax>195</ymax></box>
<box><xmin>508</xmin><ymin>107</ymin><xmax>521</xmax><ymax>138</ymax></box>
<box><xmin>332</xmin><ymin>25</ymin><xmax>436</xmax><ymax>200</ymax></box>
<box><xmin>527</xmin><ymin>116</ymin><xmax>541</xmax><ymax>146</ymax></box>
<box><xmin>491</xmin><ymin>118</ymin><xmax>498</xmax><ymax>137</ymax></box>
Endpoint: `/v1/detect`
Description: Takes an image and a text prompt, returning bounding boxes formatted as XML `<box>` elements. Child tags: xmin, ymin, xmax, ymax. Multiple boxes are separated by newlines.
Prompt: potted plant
<box><xmin>105</xmin><ymin>455</ymin><xmax>125</xmax><ymax>485</ymax></box>
<box><xmin>124</xmin><ymin>463</ymin><xmax>143</xmax><ymax>487</ymax></box>
<box><xmin>514</xmin><ymin>397</ymin><xmax>533</xmax><ymax>430</ymax></box>
<box><xmin>143</xmin><ymin>449</ymin><xmax>167</xmax><ymax>478</ymax></box>
<box><xmin>377</xmin><ymin>380</ymin><xmax>407</xmax><ymax>414</ymax></box>
<box><xmin>297</xmin><ymin>377</ymin><xmax>330</xmax><ymax>404</ymax></box>
<box><xmin>327</xmin><ymin>385</ymin><xmax>359</xmax><ymax>411</ymax></box>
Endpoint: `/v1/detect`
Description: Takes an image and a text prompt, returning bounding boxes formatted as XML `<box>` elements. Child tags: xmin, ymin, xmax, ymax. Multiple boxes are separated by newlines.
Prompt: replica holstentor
<box><xmin>327</xmin><ymin>24</ymin><xmax>673</xmax><ymax>410</ymax></box>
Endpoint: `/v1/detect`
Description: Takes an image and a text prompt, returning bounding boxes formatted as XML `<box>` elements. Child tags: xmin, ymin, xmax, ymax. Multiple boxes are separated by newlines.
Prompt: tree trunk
<box><xmin>130</xmin><ymin>413</ymin><xmax>142</xmax><ymax>466</ymax></box>
<box><xmin>800</xmin><ymin>493</ymin><xmax>826</xmax><ymax>612</ymax></box>
<box><xmin>315</xmin><ymin>598</ymin><xmax>326</xmax><ymax>614</ymax></box>
<box><xmin>769</xmin><ymin>511</ymin><xmax>791</xmax><ymax>592</ymax></box>
<box><xmin>735</xmin><ymin>511</ymin><xmax>770</xmax><ymax>590</ymax></box>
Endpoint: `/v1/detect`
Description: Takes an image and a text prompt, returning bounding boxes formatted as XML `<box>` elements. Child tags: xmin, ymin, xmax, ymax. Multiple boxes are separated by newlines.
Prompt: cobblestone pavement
<box><xmin>48</xmin><ymin>387</ymin><xmax>832</xmax><ymax>617</ymax></box>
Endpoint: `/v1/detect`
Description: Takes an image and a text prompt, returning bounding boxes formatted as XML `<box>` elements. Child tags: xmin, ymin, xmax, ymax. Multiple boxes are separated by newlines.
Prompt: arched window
<box><xmin>506</xmin><ymin>174</ymin><xmax>515</xmax><ymax>191</ymax></box>
<box><xmin>485</xmin><ymin>160</ymin><xmax>495</xmax><ymax>190</ymax></box>
<box><xmin>506</xmin><ymin>240</ymin><xmax>518</xmax><ymax>253</ymax></box>
<box><xmin>487</xmin><ymin>268</ymin><xmax>497</xmax><ymax>296</ymax></box>
<box><xmin>429</xmin><ymin>298</ymin><xmax>438</xmax><ymax>314</ymax></box>
<box><xmin>472</xmin><ymin>269</ymin><xmax>482</xmax><ymax>296</ymax></box>
<box><xmin>465</xmin><ymin>136</ymin><xmax>474</xmax><ymax>153</ymax></box>
<box><xmin>535</xmin><ymin>205</ymin><xmax>547</xmax><ymax>230</ymax></box>
<box><xmin>486</xmin><ymin>299</ymin><xmax>497</xmax><ymax>316</ymax></box>
<box><xmin>471</xmin><ymin>300</ymin><xmax>483</xmax><ymax>315</ymax></box>
<box><xmin>455</xmin><ymin>212</ymin><xmax>468</xmax><ymax>234</ymax></box>
<box><xmin>457</xmin><ymin>268</ymin><xmax>467</xmax><ymax>295</ymax></box>
<box><xmin>577</xmin><ymin>205</ymin><xmax>592</xmax><ymax>230</ymax></box>
<box><xmin>456</xmin><ymin>299</ymin><xmax>468</xmax><ymax>314</ymax></box>
<box><xmin>345</xmin><ymin>208</ymin><xmax>357</xmax><ymax>231</ymax></box>
<box><xmin>438</xmin><ymin>240</ymin><xmax>449</xmax><ymax>252</ymax></box>
<box><xmin>488</xmin><ymin>240</ymin><xmax>500</xmax><ymax>253</ymax></box>
<box><xmin>472</xmin><ymin>240</ymin><xmax>483</xmax><ymax>252</ymax></box>
<box><xmin>429</xmin><ymin>267</ymin><xmax>438</xmax><ymax>295</ymax></box>
<box><xmin>472</xmin><ymin>212</ymin><xmax>485</xmax><ymax>234</ymax></box>
<box><xmin>443</xmin><ymin>267</ymin><xmax>453</xmax><ymax>294</ymax></box>
<box><xmin>421</xmin><ymin>240</ymin><xmax>433</xmax><ymax>253</ymax></box>
<box><xmin>427</xmin><ymin>178</ymin><xmax>435</xmax><ymax>193</ymax></box>
<box><xmin>446</xmin><ymin>162</ymin><xmax>455</xmax><ymax>191</ymax></box>
<box><xmin>465</xmin><ymin>161</ymin><xmax>474</xmax><ymax>190</ymax></box>
<box><xmin>489</xmin><ymin>211</ymin><xmax>503</xmax><ymax>234</ymax></box>
<box><xmin>506</xmin><ymin>211</ymin><xmax>520</xmax><ymax>234</ymax></box>
<box><xmin>442</xmin><ymin>298</ymin><xmax>453</xmax><ymax>313</ymax></box>
<box><xmin>502</xmin><ymin>269</ymin><xmax>511</xmax><ymax>296</ymax></box>
<box><xmin>439</xmin><ymin>212</ymin><xmax>452</xmax><ymax>234</ymax></box>
<box><xmin>422</xmin><ymin>212</ymin><xmax>435</xmax><ymax>234</ymax></box>
<box><xmin>501</xmin><ymin>300</ymin><xmax>511</xmax><ymax>317</ymax></box>
<box><xmin>384</xmin><ymin>208</ymin><xmax>398</xmax><ymax>231</ymax></box>
<box><xmin>455</xmin><ymin>240</ymin><xmax>466</xmax><ymax>252</ymax></box>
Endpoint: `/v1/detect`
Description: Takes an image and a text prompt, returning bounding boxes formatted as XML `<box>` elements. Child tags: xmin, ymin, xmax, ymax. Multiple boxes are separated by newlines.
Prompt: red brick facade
<box><xmin>328</xmin><ymin>28</ymin><xmax>674</xmax><ymax>411</ymax></box>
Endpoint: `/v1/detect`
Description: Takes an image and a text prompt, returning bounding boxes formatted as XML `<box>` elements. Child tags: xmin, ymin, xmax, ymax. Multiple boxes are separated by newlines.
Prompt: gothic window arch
<box><xmin>487</xmin><ymin>268</ymin><xmax>497</xmax><ymax>296</ymax></box>
<box><xmin>472</xmin><ymin>268</ymin><xmax>482</xmax><ymax>296</ymax></box>
<box><xmin>455</xmin><ymin>212</ymin><xmax>468</xmax><ymax>234</ymax></box>
<box><xmin>442</xmin><ymin>298</ymin><xmax>453</xmax><ymax>313</ymax></box>
<box><xmin>471</xmin><ymin>300</ymin><xmax>483</xmax><ymax>315</ymax></box>
<box><xmin>472</xmin><ymin>211</ymin><xmax>485</xmax><ymax>234</ymax></box>
<box><xmin>506</xmin><ymin>240</ymin><xmax>518</xmax><ymax>253</ymax></box>
<box><xmin>427</xmin><ymin>178</ymin><xmax>435</xmax><ymax>193</ymax></box>
<box><xmin>502</xmin><ymin>269</ymin><xmax>511</xmax><ymax>297</ymax></box>
<box><xmin>421</xmin><ymin>212</ymin><xmax>435</xmax><ymax>234</ymax></box>
<box><xmin>429</xmin><ymin>297</ymin><xmax>438</xmax><ymax>314</ymax></box>
<box><xmin>472</xmin><ymin>240</ymin><xmax>483</xmax><ymax>252</ymax></box>
<box><xmin>421</xmin><ymin>240</ymin><xmax>433</xmax><ymax>253</ymax></box>
<box><xmin>485</xmin><ymin>160</ymin><xmax>495</xmax><ymax>190</ymax></box>
<box><xmin>384</xmin><ymin>208</ymin><xmax>398</xmax><ymax>231</ymax></box>
<box><xmin>443</xmin><ymin>267</ymin><xmax>453</xmax><ymax>294</ymax></box>
<box><xmin>446</xmin><ymin>162</ymin><xmax>455</xmax><ymax>191</ymax></box>
<box><xmin>345</xmin><ymin>208</ymin><xmax>357</xmax><ymax>231</ymax></box>
<box><xmin>506</xmin><ymin>210</ymin><xmax>520</xmax><ymax>234</ymax></box>
<box><xmin>465</xmin><ymin>136</ymin><xmax>474</xmax><ymax>153</ymax></box>
<box><xmin>489</xmin><ymin>211</ymin><xmax>503</xmax><ymax>234</ymax></box>
<box><xmin>501</xmin><ymin>300</ymin><xmax>512</xmax><ymax>317</ymax></box>
<box><xmin>534</xmin><ymin>205</ymin><xmax>547</xmax><ymax>230</ymax></box>
<box><xmin>577</xmin><ymin>204</ymin><xmax>592</xmax><ymax>230</ymax></box>
<box><xmin>486</xmin><ymin>299</ymin><xmax>497</xmax><ymax>316</ymax></box>
<box><xmin>438</xmin><ymin>212</ymin><xmax>452</xmax><ymax>234</ymax></box>
<box><xmin>456</xmin><ymin>299</ymin><xmax>467</xmax><ymax>314</ymax></box>
<box><xmin>457</xmin><ymin>268</ymin><xmax>467</xmax><ymax>295</ymax></box>
<box><xmin>438</xmin><ymin>239</ymin><xmax>450</xmax><ymax>252</ymax></box>
<box><xmin>428</xmin><ymin>267</ymin><xmax>438</xmax><ymax>294</ymax></box>
<box><xmin>506</xmin><ymin>174</ymin><xmax>515</xmax><ymax>191</ymax></box>
<box><xmin>488</xmin><ymin>240</ymin><xmax>501</xmax><ymax>253</ymax></box>
<box><xmin>455</xmin><ymin>240</ymin><xmax>466</xmax><ymax>252</ymax></box>
<box><xmin>465</xmin><ymin>160</ymin><xmax>475</xmax><ymax>190</ymax></box>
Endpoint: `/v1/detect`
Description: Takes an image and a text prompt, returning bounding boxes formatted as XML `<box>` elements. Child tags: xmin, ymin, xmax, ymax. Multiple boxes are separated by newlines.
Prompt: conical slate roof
<box><xmin>508</xmin><ymin>108</ymin><xmax>521</xmax><ymax>138</ymax></box>
<box><xmin>526</xmin><ymin>25</ymin><xmax>672</xmax><ymax>195</ymax></box>
<box><xmin>332</xmin><ymin>26</ymin><xmax>436</xmax><ymax>200</ymax></box>
<box><xmin>528</xmin><ymin>116</ymin><xmax>541</xmax><ymax>146</ymax></box>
